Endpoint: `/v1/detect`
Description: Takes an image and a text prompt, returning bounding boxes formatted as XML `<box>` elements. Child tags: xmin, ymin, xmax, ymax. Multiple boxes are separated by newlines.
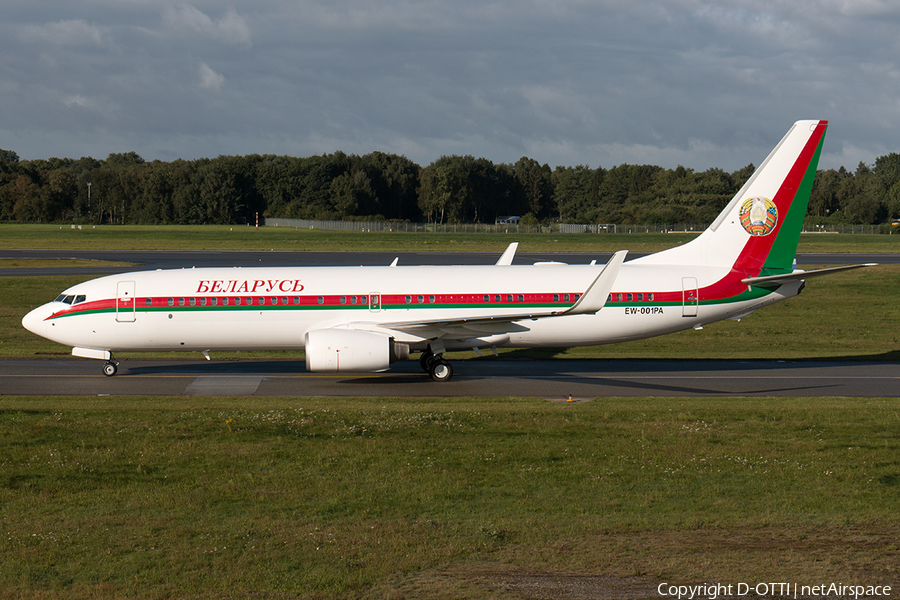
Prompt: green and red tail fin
<box><xmin>633</xmin><ymin>120</ymin><xmax>828</xmax><ymax>278</ymax></box>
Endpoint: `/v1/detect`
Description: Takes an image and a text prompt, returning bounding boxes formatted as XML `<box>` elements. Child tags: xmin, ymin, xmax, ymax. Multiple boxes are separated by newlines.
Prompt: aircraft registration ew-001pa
<box><xmin>22</xmin><ymin>120</ymin><xmax>874</xmax><ymax>382</ymax></box>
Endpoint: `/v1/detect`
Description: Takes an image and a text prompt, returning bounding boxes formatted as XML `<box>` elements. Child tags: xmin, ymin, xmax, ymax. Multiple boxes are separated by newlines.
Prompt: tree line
<box><xmin>1</xmin><ymin>147</ymin><xmax>898</xmax><ymax>226</ymax></box>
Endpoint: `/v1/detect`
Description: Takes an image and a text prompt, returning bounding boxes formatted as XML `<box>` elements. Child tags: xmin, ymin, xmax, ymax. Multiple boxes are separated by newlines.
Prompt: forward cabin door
<box><xmin>682</xmin><ymin>277</ymin><xmax>699</xmax><ymax>317</ymax></box>
<box><xmin>116</xmin><ymin>281</ymin><xmax>136</xmax><ymax>322</ymax></box>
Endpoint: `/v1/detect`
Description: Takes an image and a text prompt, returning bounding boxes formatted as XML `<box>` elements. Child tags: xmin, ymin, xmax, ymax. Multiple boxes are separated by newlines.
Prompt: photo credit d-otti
<box><xmin>657</xmin><ymin>582</ymin><xmax>893</xmax><ymax>599</ymax></box>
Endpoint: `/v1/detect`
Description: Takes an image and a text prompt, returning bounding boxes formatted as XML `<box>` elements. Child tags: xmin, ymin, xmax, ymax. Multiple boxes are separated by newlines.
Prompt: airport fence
<box><xmin>263</xmin><ymin>218</ymin><xmax>708</xmax><ymax>234</ymax></box>
<box><xmin>263</xmin><ymin>218</ymin><xmax>893</xmax><ymax>235</ymax></box>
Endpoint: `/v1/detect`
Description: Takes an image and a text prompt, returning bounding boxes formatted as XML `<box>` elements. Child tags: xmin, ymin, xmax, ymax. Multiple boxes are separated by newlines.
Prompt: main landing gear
<box><xmin>102</xmin><ymin>359</ymin><xmax>119</xmax><ymax>377</ymax></box>
<box><xmin>419</xmin><ymin>350</ymin><xmax>454</xmax><ymax>382</ymax></box>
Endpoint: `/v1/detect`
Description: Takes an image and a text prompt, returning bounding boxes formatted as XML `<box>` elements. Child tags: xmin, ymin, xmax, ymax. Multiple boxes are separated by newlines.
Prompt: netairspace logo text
<box><xmin>657</xmin><ymin>582</ymin><xmax>892</xmax><ymax>599</ymax></box>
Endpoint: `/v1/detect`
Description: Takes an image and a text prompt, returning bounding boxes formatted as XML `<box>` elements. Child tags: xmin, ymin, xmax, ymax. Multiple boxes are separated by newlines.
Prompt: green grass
<box><xmin>0</xmin><ymin>259</ymin><xmax>135</xmax><ymax>269</ymax></box>
<box><xmin>4</xmin><ymin>265</ymin><xmax>899</xmax><ymax>361</ymax></box>
<box><xmin>1</xmin><ymin>395</ymin><xmax>898</xmax><ymax>599</ymax></box>
<box><xmin>3</xmin><ymin>223</ymin><xmax>900</xmax><ymax>252</ymax></box>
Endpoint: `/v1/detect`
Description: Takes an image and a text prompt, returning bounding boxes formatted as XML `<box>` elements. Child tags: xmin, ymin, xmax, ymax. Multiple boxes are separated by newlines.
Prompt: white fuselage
<box><xmin>22</xmin><ymin>260</ymin><xmax>797</xmax><ymax>355</ymax></box>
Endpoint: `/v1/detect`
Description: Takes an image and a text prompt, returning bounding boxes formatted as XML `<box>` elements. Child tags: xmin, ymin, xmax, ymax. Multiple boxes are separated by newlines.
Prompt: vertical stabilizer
<box><xmin>633</xmin><ymin>120</ymin><xmax>828</xmax><ymax>277</ymax></box>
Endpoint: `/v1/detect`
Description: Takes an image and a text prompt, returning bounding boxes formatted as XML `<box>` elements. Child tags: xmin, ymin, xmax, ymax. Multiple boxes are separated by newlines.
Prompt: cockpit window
<box><xmin>54</xmin><ymin>294</ymin><xmax>86</xmax><ymax>305</ymax></box>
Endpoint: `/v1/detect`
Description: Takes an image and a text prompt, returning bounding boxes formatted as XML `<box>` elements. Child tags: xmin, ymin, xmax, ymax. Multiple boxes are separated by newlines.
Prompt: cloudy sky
<box><xmin>2</xmin><ymin>0</ymin><xmax>898</xmax><ymax>172</ymax></box>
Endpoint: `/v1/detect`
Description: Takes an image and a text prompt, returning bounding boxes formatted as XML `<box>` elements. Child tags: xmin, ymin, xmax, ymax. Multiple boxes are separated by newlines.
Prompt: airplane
<box><xmin>22</xmin><ymin>120</ymin><xmax>875</xmax><ymax>382</ymax></box>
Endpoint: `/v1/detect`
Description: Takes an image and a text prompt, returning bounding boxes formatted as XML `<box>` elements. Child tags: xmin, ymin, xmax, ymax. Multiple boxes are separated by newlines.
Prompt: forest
<box><xmin>1</xmin><ymin>146</ymin><xmax>899</xmax><ymax>227</ymax></box>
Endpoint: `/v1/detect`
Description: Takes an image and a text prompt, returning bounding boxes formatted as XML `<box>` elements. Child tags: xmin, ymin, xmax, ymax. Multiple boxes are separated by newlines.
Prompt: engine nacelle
<box><xmin>304</xmin><ymin>329</ymin><xmax>409</xmax><ymax>373</ymax></box>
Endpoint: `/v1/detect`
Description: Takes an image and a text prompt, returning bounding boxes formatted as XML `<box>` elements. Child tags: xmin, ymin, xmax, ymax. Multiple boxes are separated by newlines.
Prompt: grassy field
<box><xmin>1</xmin><ymin>395</ymin><xmax>898</xmax><ymax>599</ymax></box>
<box><xmin>2</xmin><ymin>223</ymin><xmax>900</xmax><ymax>253</ymax></box>
<box><xmin>0</xmin><ymin>259</ymin><xmax>134</xmax><ymax>269</ymax></box>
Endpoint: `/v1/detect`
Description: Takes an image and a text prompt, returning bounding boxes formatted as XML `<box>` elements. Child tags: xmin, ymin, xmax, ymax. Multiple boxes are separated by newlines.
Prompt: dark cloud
<box><xmin>1</xmin><ymin>0</ymin><xmax>897</xmax><ymax>170</ymax></box>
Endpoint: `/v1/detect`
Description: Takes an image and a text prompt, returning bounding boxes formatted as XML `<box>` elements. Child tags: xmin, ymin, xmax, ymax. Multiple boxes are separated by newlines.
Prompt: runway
<box><xmin>2</xmin><ymin>358</ymin><xmax>897</xmax><ymax>398</ymax></box>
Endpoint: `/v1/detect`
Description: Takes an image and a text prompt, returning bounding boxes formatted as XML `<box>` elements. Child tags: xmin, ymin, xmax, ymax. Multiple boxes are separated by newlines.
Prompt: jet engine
<box><xmin>304</xmin><ymin>329</ymin><xmax>409</xmax><ymax>373</ymax></box>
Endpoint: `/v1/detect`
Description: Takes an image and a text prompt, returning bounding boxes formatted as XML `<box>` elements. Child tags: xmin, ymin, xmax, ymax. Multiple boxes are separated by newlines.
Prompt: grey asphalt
<box><xmin>2</xmin><ymin>358</ymin><xmax>897</xmax><ymax>398</ymax></box>
<box><xmin>1</xmin><ymin>249</ymin><xmax>896</xmax><ymax>277</ymax></box>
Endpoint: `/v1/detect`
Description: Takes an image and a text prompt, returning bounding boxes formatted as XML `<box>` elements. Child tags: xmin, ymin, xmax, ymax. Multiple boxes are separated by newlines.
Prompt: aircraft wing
<box><xmin>372</xmin><ymin>250</ymin><xmax>628</xmax><ymax>338</ymax></box>
<box><xmin>741</xmin><ymin>263</ymin><xmax>877</xmax><ymax>288</ymax></box>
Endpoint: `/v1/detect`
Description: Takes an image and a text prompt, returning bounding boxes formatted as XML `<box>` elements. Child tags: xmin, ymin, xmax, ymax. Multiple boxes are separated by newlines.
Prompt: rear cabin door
<box><xmin>682</xmin><ymin>277</ymin><xmax>699</xmax><ymax>317</ymax></box>
<box><xmin>116</xmin><ymin>281</ymin><xmax>136</xmax><ymax>322</ymax></box>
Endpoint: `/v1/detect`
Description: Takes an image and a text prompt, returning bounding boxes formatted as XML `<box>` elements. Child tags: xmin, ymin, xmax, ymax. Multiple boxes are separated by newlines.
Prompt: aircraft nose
<box><xmin>22</xmin><ymin>306</ymin><xmax>49</xmax><ymax>337</ymax></box>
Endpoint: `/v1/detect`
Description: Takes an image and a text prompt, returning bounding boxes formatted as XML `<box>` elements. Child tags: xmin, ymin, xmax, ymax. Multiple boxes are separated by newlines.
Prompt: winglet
<box><xmin>495</xmin><ymin>243</ymin><xmax>518</xmax><ymax>266</ymax></box>
<box><xmin>562</xmin><ymin>250</ymin><xmax>627</xmax><ymax>315</ymax></box>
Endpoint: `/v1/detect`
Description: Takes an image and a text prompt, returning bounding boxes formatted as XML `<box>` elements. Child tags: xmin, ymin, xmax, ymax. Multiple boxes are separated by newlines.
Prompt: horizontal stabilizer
<box><xmin>742</xmin><ymin>263</ymin><xmax>877</xmax><ymax>287</ymax></box>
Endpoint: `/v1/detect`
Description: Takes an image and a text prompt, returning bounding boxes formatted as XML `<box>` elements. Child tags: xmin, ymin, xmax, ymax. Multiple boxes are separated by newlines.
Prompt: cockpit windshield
<box><xmin>54</xmin><ymin>294</ymin><xmax>86</xmax><ymax>305</ymax></box>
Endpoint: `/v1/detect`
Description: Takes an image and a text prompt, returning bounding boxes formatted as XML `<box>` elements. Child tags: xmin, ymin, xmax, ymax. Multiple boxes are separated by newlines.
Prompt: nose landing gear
<box><xmin>102</xmin><ymin>359</ymin><xmax>119</xmax><ymax>377</ymax></box>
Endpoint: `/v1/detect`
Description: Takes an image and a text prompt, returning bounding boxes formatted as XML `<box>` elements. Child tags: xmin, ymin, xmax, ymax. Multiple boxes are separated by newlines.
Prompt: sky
<box><xmin>2</xmin><ymin>0</ymin><xmax>899</xmax><ymax>172</ymax></box>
